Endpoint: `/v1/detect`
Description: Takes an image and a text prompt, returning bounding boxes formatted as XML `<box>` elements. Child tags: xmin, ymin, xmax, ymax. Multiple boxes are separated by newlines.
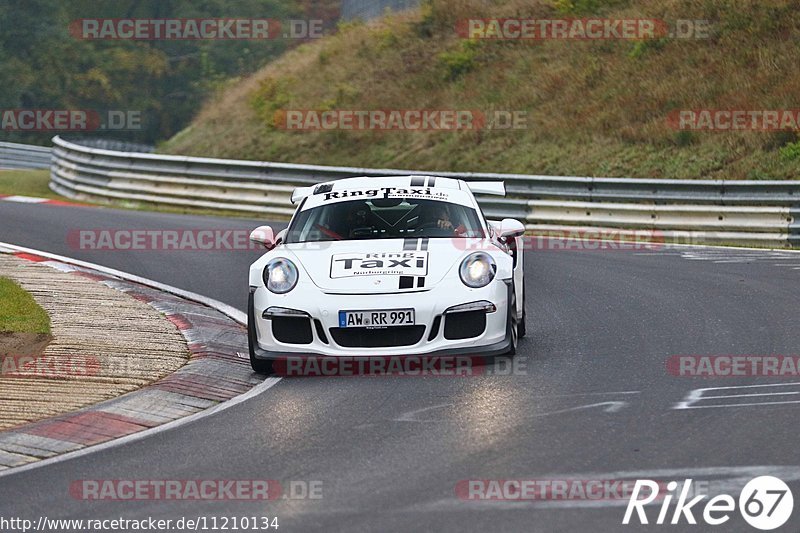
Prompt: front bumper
<box><xmin>249</xmin><ymin>277</ymin><xmax>513</xmax><ymax>360</ymax></box>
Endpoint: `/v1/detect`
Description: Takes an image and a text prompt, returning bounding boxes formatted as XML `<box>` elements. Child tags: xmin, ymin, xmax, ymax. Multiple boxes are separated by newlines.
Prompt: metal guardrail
<box><xmin>341</xmin><ymin>0</ymin><xmax>420</xmax><ymax>21</ymax></box>
<box><xmin>0</xmin><ymin>142</ymin><xmax>52</xmax><ymax>170</ymax></box>
<box><xmin>62</xmin><ymin>138</ymin><xmax>154</xmax><ymax>153</ymax></box>
<box><xmin>48</xmin><ymin>136</ymin><xmax>800</xmax><ymax>248</ymax></box>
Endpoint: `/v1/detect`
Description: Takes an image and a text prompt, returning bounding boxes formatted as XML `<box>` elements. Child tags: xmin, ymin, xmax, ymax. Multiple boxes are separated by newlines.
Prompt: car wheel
<box><xmin>248</xmin><ymin>294</ymin><xmax>274</xmax><ymax>375</ymax></box>
<box><xmin>248</xmin><ymin>330</ymin><xmax>274</xmax><ymax>375</ymax></box>
<box><xmin>518</xmin><ymin>281</ymin><xmax>527</xmax><ymax>338</ymax></box>
<box><xmin>249</xmin><ymin>348</ymin><xmax>274</xmax><ymax>375</ymax></box>
<box><xmin>506</xmin><ymin>285</ymin><xmax>518</xmax><ymax>355</ymax></box>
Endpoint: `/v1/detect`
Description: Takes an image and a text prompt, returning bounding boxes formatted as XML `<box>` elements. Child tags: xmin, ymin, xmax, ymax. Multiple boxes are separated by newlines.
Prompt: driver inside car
<box><xmin>345</xmin><ymin>201</ymin><xmax>373</xmax><ymax>238</ymax></box>
<box><xmin>420</xmin><ymin>203</ymin><xmax>467</xmax><ymax>235</ymax></box>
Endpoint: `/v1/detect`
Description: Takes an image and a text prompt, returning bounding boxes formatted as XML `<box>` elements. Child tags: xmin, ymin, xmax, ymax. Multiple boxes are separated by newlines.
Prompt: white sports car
<box><xmin>247</xmin><ymin>175</ymin><xmax>526</xmax><ymax>374</ymax></box>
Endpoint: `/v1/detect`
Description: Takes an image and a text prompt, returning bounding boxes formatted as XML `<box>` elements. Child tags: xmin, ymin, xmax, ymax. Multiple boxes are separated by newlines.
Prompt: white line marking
<box><xmin>532</xmin><ymin>401</ymin><xmax>628</xmax><ymax>417</ymax></box>
<box><xmin>527</xmin><ymin>391</ymin><xmax>640</xmax><ymax>398</ymax></box>
<box><xmin>674</xmin><ymin>382</ymin><xmax>800</xmax><ymax>410</ymax></box>
<box><xmin>675</xmin><ymin>400</ymin><xmax>800</xmax><ymax>410</ymax></box>
<box><xmin>688</xmin><ymin>381</ymin><xmax>800</xmax><ymax>391</ymax></box>
<box><xmin>0</xmin><ymin>241</ymin><xmax>282</xmax><ymax>478</ymax></box>
<box><xmin>394</xmin><ymin>403</ymin><xmax>453</xmax><ymax>423</ymax></box>
<box><xmin>701</xmin><ymin>392</ymin><xmax>800</xmax><ymax>400</ymax></box>
<box><xmin>393</xmin><ymin>393</ymin><xmax>639</xmax><ymax>423</ymax></box>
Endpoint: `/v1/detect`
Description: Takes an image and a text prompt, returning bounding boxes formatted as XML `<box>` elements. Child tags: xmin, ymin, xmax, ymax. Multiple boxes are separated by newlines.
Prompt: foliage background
<box><xmin>0</xmin><ymin>0</ymin><xmax>340</xmax><ymax>144</ymax></box>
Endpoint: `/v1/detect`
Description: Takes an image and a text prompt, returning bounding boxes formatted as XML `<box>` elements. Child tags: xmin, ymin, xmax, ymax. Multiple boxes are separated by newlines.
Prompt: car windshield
<box><xmin>285</xmin><ymin>198</ymin><xmax>485</xmax><ymax>243</ymax></box>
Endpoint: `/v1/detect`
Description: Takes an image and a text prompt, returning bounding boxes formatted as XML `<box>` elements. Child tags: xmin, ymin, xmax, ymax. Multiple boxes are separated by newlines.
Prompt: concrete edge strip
<box><xmin>0</xmin><ymin>241</ymin><xmax>281</xmax><ymax>479</ymax></box>
<box><xmin>0</xmin><ymin>195</ymin><xmax>86</xmax><ymax>208</ymax></box>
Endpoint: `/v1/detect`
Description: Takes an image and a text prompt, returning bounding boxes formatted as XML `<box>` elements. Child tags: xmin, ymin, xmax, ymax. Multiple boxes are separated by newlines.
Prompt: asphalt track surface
<box><xmin>1</xmin><ymin>201</ymin><xmax>799</xmax><ymax>532</ymax></box>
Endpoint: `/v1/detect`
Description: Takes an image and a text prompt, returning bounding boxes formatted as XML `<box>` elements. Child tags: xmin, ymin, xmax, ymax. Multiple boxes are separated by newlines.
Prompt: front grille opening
<box><xmin>428</xmin><ymin>315</ymin><xmax>442</xmax><ymax>341</ymax></box>
<box><xmin>314</xmin><ymin>319</ymin><xmax>329</xmax><ymax>344</ymax></box>
<box><xmin>444</xmin><ymin>311</ymin><xmax>487</xmax><ymax>340</ymax></box>
<box><xmin>272</xmin><ymin>316</ymin><xmax>313</xmax><ymax>344</ymax></box>
<box><xmin>330</xmin><ymin>325</ymin><xmax>425</xmax><ymax>348</ymax></box>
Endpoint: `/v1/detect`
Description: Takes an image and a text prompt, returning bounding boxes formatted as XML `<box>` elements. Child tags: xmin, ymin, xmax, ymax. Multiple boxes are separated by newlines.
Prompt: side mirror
<box><xmin>250</xmin><ymin>225</ymin><xmax>276</xmax><ymax>250</ymax></box>
<box><xmin>498</xmin><ymin>219</ymin><xmax>525</xmax><ymax>239</ymax></box>
<box><xmin>275</xmin><ymin>229</ymin><xmax>287</xmax><ymax>245</ymax></box>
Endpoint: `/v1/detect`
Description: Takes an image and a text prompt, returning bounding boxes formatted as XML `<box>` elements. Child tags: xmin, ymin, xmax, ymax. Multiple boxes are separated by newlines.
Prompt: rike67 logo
<box><xmin>623</xmin><ymin>476</ymin><xmax>794</xmax><ymax>530</ymax></box>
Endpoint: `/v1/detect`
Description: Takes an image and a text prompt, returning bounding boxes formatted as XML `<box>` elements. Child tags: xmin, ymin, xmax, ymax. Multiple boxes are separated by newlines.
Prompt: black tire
<box><xmin>505</xmin><ymin>285</ymin><xmax>519</xmax><ymax>355</ymax></box>
<box><xmin>249</xmin><ymin>348</ymin><xmax>274</xmax><ymax>375</ymax></box>
<box><xmin>518</xmin><ymin>281</ymin><xmax>527</xmax><ymax>338</ymax></box>
<box><xmin>248</xmin><ymin>293</ymin><xmax>274</xmax><ymax>375</ymax></box>
<box><xmin>248</xmin><ymin>331</ymin><xmax>274</xmax><ymax>375</ymax></box>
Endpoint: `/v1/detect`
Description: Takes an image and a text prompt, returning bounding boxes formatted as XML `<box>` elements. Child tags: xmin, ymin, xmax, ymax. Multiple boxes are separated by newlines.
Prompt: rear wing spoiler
<box><xmin>291</xmin><ymin>186</ymin><xmax>315</xmax><ymax>204</ymax></box>
<box><xmin>466</xmin><ymin>181</ymin><xmax>505</xmax><ymax>196</ymax></box>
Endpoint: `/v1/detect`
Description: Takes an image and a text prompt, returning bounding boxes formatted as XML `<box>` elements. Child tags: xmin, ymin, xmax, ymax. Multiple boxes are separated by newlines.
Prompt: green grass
<box><xmin>0</xmin><ymin>169</ymin><xmax>61</xmax><ymax>199</ymax></box>
<box><xmin>160</xmin><ymin>0</ymin><xmax>800</xmax><ymax>181</ymax></box>
<box><xmin>0</xmin><ymin>277</ymin><xmax>50</xmax><ymax>334</ymax></box>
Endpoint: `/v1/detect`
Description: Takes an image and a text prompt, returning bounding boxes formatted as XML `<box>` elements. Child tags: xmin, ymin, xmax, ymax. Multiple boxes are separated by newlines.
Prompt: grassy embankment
<box><xmin>0</xmin><ymin>277</ymin><xmax>50</xmax><ymax>335</ymax></box>
<box><xmin>161</xmin><ymin>0</ymin><xmax>800</xmax><ymax>180</ymax></box>
<box><xmin>0</xmin><ymin>276</ymin><xmax>51</xmax><ymax>358</ymax></box>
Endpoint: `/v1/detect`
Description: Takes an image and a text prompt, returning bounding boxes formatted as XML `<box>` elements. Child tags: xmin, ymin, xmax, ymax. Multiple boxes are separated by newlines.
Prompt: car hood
<box><xmin>282</xmin><ymin>238</ymin><xmax>494</xmax><ymax>294</ymax></box>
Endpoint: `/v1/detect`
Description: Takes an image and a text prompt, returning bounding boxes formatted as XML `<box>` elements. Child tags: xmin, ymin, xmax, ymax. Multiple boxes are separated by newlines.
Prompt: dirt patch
<box><xmin>0</xmin><ymin>332</ymin><xmax>51</xmax><ymax>357</ymax></box>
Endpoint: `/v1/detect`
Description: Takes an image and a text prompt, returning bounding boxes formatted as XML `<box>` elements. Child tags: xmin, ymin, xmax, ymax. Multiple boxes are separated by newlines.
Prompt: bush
<box><xmin>438</xmin><ymin>40</ymin><xmax>482</xmax><ymax>80</ymax></box>
<box><xmin>779</xmin><ymin>141</ymin><xmax>800</xmax><ymax>161</ymax></box>
<box><xmin>250</xmin><ymin>78</ymin><xmax>294</xmax><ymax>128</ymax></box>
<box><xmin>413</xmin><ymin>1</ymin><xmax>436</xmax><ymax>38</ymax></box>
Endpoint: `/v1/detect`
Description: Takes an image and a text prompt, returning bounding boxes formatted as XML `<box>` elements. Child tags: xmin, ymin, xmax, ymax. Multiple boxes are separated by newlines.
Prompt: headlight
<box><xmin>263</xmin><ymin>258</ymin><xmax>298</xmax><ymax>294</ymax></box>
<box><xmin>459</xmin><ymin>252</ymin><xmax>496</xmax><ymax>288</ymax></box>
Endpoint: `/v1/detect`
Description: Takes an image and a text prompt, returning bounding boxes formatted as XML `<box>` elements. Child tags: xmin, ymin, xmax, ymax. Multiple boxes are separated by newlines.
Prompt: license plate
<box><xmin>339</xmin><ymin>309</ymin><xmax>415</xmax><ymax>328</ymax></box>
